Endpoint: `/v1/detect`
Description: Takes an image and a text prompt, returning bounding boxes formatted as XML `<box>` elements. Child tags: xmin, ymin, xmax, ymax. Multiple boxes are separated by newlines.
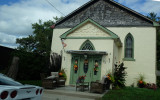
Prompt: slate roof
<box><xmin>55</xmin><ymin>0</ymin><xmax>159</xmax><ymax>28</ymax></box>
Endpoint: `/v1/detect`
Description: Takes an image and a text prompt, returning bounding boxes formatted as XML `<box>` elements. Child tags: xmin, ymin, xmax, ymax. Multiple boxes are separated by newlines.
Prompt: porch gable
<box><xmin>60</xmin><ymin>18</ymin><xmax>119</xmax><ymax>39</ymax></box>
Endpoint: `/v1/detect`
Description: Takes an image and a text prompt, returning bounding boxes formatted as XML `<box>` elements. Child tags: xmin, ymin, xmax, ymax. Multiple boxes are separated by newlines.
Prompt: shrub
<box><xmin>145</xmin><ymin>83</ymin><xmax>157</xmax><ymax>90</ymax></box>
<box><xmin>157</xmin><ymin>76</ymin><xmax>160</xmax><ymax>88</ymax></box>
<box><xmin>113</xmin><ymin>62</ymin><xmax>127</xmax><ymax>88</ymax></box>
<box><xmin>12</xmin><ymin>50</ymin><xmax>49</xmax><ymax>80</ymax></box>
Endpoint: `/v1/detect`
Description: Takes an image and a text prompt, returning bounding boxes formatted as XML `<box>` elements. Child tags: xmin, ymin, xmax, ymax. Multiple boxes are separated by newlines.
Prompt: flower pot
<box><xmin>106</xmin><ymin>80</ymin><xmax>111</xmax><ymax>89</ymax></box>
<box><xmin>80</xmin><ymin>79</ymin><xmax>84</xmax><ymax>83</ymax></box>
<box><xmin>139</xmin><ymin>83</ymin><xmax>145</xmax><ymax>88</ymax></box>
<box><xmin>59</xmin><ymin>75</ymin><xmax>63</xmax><ymax>77</ymax></box>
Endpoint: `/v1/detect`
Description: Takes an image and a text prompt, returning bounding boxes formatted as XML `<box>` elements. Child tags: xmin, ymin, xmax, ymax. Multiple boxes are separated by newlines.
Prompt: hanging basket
<box><xmin>94</xmin><ymin>71</ymin><xmax>97</xmax><ymax>75</ymax></box>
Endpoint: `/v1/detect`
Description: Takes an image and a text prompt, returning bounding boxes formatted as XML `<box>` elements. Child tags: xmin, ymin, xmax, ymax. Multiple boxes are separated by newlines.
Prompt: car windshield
<box><xmin>0</xmin><ymin>73</ymin><xmax>22</xmax><ymax>86</ymax></box>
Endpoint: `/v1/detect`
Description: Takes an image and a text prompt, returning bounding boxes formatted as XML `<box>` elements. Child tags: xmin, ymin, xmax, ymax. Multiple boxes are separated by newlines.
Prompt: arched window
<box><xmin>124</xmin><ymin>33</ymin><xmax>134</xmax><ymax>59</ymax></box>
<box><xmin>80</xmin><ymin>40</ymin><xmax>95</xmax><ymax>50</ymax></box>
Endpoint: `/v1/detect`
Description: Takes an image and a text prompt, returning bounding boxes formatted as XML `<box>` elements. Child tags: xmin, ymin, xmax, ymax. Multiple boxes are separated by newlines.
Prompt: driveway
<box><xmin>42</xmin><ymin>86</ymin><xmax>106</xmax><ymax>100</ymax></box>
<box><xmin>42</xmin><ymin>91</ymin><xmax>95</xmax><ymax>100</ymax></box>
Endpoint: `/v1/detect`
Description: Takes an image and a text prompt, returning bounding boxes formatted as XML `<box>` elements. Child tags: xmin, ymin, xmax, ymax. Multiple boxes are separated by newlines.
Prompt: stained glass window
<box><xmin>125</xmin><ymin>33</ymin><xmax>134</xmax><ymax>58</ymax></box>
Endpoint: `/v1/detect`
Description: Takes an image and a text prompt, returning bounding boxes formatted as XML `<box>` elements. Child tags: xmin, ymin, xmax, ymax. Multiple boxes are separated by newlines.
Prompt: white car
<box><xmin>0</xmin><ymin>73</ymin><xmax>43</xmax><ymax>100</ymax></box>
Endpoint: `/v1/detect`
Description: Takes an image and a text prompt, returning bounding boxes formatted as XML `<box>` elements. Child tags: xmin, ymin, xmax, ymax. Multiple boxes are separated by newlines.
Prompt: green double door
<box><xmin>70</xmin><ymin>55</ymin><xmax>102</xmax><ymax>84</ymax></box>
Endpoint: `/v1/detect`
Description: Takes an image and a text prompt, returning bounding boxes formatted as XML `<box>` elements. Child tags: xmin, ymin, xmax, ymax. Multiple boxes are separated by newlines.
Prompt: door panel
<box><xmin>91</xmin><ymin>57</ymin><xmax>101</xmax><ymax>82</ymax></box>
<box><xmin>71</xmin><ymin>56</ymin><xmax>80</xmax><ymax>84</ymax></box>
<box><xmin>81</xmin><ymin>56</ymin><xmax>93</xmax><ymax>82</ymax></box>
<box><xmin>79</xmin><ymin>57</ymin><xmax>85</xmax><ymax>77</ymax></box>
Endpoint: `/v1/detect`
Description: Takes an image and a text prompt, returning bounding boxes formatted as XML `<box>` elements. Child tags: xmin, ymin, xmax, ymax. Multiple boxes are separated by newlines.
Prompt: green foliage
<box><xmin>113</xmin><ymin>62</ymin><xmax>127</xmax><ymax>88</ymax></box>
<box><xmin>110</xmin><ymin>75</ymin><xmax>115</xmax><ymax>83</ymax></box>
<box><xmin>106</xmin><ymin>73</ymin><xmax>115</xmax><ymax>83</ymax></box>
<box><xmin>136</xmin><ymin>74</ymin><xmax>145</xmax><ymax>81</ymax></box>
<box><xmin>157</xmin><ymin>76</ymin><xmax>160</xmax><ymax>88</ymax></box>
<box><xmin>18</xmin><ymin>80</ymin><xmax>42</xmax><ymax>87</ymax></box>
<box><xmin>102</xmin><ymin>87</ymin><xmax>160</xmax><ymax>100</ymax></box>
<box><xmin>156</xmin><ymin>19</ymin><xmax>160</xmax><ymax>70</ymax></box>
<box><xmin>16</xmin><ymin>16</ymin><xmax>63</xmax><ymax>56</ymax></box>
<box><xmin>14</xmin><ymin>17</ymin><xmax>63</xmax><ymax>80</ymax></box>
<box><xmin>136</xmin><ymin>74</ymin><xmax>146</xmax><ymax>88</ymax></box>
<box><xmin>157</xmin><ymin>30</ymin><xmax>160</xmax><ymax>63</ymax></box>
<box><xmin>16</xmin><ymin>35</ymin><xmax>36</xmax><ymax>52</ymax></box>
<box><xmin>16</xmin><ymin>20</ymin><xmax>53</xmax><ymax>56</ymax></box>
<box><xmin>12</xmin><ymin>50</ymin><xmax>49</xmax><ymax>80</ymax></box>
<box><xmin>147</xmin><ymin>12</ymin><xmax>159</xmax><ymax>21</ymax></box>
<box><xmin>147</xmin><ymin>12</ymin><xmax>160</xmax><ymax>70</ymax></box>
<box><xmin>59</xmin><ymin>68</ymin><xmax>67</xmax><ymax>80</ymax></box>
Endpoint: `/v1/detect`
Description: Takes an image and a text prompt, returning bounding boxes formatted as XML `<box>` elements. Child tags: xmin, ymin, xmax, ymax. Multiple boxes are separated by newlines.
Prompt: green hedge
<box><xmin>12</xmin><ymin>51</ymin><xmax>49</xmax><ymax>80</ymax></box>
<box><xmin>18</xmin><ymin>80</ymin><xmax>42</xmax><ymax>87</ymax></box>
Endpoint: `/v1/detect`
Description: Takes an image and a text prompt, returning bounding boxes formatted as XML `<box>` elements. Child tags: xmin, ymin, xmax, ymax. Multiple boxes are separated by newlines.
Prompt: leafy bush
<box><xmin>157</xmin><ymin>76</ymin><xmax>160</xmax><ymax>88</ymax></box>
<box><xmin>12</xmin><ymin>50</ymin><xmax>49</xmax><ymax>80</ymax></box>
<box><xmin>145</xmin><ymin>83</ymin><xmax>157</xmax><ymax>90</ymax></box>
<box><xmin>18</xmin><ymin>80</ymin><xmax>42</xmax><ymax>86</ymax></box>
<box><xmin>113</xmin><ymin>62</ymin><xmax>127</xmax><ymax>88</ymax></box>
<box><xmin>136</xmin><ymin>74</ymin><xmax>146</xmax><ymax>88</ymax></box>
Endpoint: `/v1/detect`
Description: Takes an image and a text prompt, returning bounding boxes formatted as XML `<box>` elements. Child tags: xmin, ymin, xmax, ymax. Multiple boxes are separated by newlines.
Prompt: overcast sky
<box><xmin>0</xmin><ymin>0</ymin><xmax>160</xmax><ymax>48</ymax></box>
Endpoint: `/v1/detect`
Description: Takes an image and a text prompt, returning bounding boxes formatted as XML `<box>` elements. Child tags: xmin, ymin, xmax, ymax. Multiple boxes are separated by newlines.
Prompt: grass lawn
<box><xmin>18</xmin><ymin>80</ymin><xmax>42</xmax><ymax>87</ymax></box>
<box><xmin>102</xmin><ymin>87</ymin><xmax>160</xmax><ymax>100</ymax></box>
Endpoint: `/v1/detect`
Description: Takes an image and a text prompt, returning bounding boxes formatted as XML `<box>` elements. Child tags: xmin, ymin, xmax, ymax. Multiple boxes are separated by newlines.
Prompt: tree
<box><xmin>157</xmin><ymin>28</ymin><xmax>160</xmax><ymax>67</ymax></box>
<box><xmin>147</xmin><ymin>13</ymin><xmax>160</xmax><ymax>70</ymax></box>
<box><xmin>14</xmin><ymin>17</ymin><xmax>63</xmax><ymax>80</ymax></box>
<box><xmin>16</xmin><ymin>16</ymin><xmax>63</xmax><ymax>56</ymax></box>
<box><xmin>17</xmin><ymin>18</ymin><xmax>55</xmax><ymax>56</ymax></box>
<box><xmin>12</xmin><ymin>50</ymin><xmax>47</xmax><ymax>80</ymax></box>
<box><xmin>147</xmin><ymin>12</ymin><xmax>158</xmax><ymax>21</ymax></box>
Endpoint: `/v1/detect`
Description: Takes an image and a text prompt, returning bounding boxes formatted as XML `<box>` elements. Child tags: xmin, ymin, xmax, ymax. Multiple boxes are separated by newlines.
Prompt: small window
<box><xmin>80</xmin><ymin>40</ymin><xmax>95</xmax><ymax>50</ymax></box>
<box><xmin>124</xmin><ymin>33</ymin><xmax>135</xmax><ymax>61</ymax></box>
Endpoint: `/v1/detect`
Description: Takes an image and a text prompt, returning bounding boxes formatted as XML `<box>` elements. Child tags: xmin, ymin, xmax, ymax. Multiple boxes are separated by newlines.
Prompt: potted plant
<box><xmin>106</xmin><ymin>73</ymin><xmax>114</xmax><ymax>89</ymax></box>
<box><xmin>59</xmin><ymin>68</ymin><xmax>67</xmax><ymax>80</ymax></box>
<box><xmin>136</xmin><ymin>74</ymin><xmax>146</xmax><ymax>88</ymax></box>
<box><xmin>77</xmin><ymin>75</ymin><xmax>86</xmax><ymax>83</ymax></box>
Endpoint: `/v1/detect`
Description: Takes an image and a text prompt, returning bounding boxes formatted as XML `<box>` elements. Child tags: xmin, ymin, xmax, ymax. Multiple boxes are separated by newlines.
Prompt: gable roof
<box><xmin>60</xmin><ymin>18</ymin><xmax>119</xmax><ymax>39</ymax></box>
<box><xmin>55</xmin><ymin>0</ymin><xmax>159</xmax><ymax>28</ymax></box>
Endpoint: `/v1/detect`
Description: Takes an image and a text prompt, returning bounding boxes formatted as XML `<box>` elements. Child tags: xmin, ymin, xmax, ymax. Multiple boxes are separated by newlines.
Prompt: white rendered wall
<box><xmin>51</xmin><ymin>28</ymin><xmax>70</xmax><ymax>55</ymax></box>
<box><xmin>107</xmin><ymin>27</ymin><xmax>156</xmax><ymax>86</ymax></box>
<box><xmin>51</xmin><ymin>27</ymin><xmax>156</xmax><ymax>86</ymax></box>
<box><xmin>61</xmin><ymin>39</ymin><xmax>114</xmax><ymax>85</ymax></box>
